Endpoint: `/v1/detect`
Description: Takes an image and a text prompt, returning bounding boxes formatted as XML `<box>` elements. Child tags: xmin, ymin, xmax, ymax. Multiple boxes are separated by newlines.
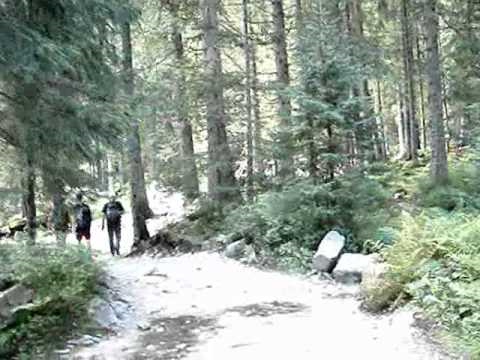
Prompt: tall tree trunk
<box><xmin>242</xmin><ymin>0</ymin><xmax>255</xmax><ymax>201</ymax></box>
<box><xmin>271</xmin><ymin>0</ymin><xmax>292</xmax><ymax>177</ymax></box>
<box><xmin>201</xmin><ymin>0</ymin><xmax>238</xmax><ymax>204</ymax></box>
<box><xmin>415</xmin><ymin>28</ymin><xmax>428</xmax><ymax>150</ymax></box>
<box><xmin>400</xmin><ymin>0</ymin><xmax>419</xmax><ymax>161</ymax></box>
<box><xmin>251</xmin><ymin>42</ymin><xmax>263</xmax><ymax>174</ymax></box>
<box><xmin>424</xmin><ymin>0</ymin><xmax>448</xmax><ymax>184</ymax></box>
<box><xmin>397</xmin><ymin>85</ymin><xmax>408</xmax><ymax>158</ymax></box>
<box><xmin>21</xmin><ymin>155</ymin><xmax>36</xmax><ymax>243</ymax></box>
<box><xmin>347</xmin><ymin>0</ymin><xmax>378</xmax><ymax>160</ymax></box>
<box><xmin>442</xmin><ymin>77</ymin><xmax>451</xmax><ymax>151</ymax></box>
<box><xmin>376</xmin><ymin>80</ymin><xmax>387</xmax><ymax>159</ymax></box>
<box><xmin>121</xmin><ymin>21</ymin><xmax>152</xmax><ymax>244</ymax></box>
<box><xmin>171</xmin><ymin>11</ymin><xmax>200</xmax><ymax>200</ymax></box>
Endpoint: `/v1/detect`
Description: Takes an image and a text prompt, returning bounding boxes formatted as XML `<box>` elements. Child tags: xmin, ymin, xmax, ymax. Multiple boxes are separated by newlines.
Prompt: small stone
<box><xmin>54</xmin><ymin>349</ymin><xmax>71</xmax><ymax>355</ymax></box>
<box><xmin>137</xmin><ymin>322</ymin><xmax>151</xmax><ymax>331</ymax></box>
<box><xmin>146</xmin><ymin>344</ymin><xmax>156</xmax><ymax>351</ymax></box>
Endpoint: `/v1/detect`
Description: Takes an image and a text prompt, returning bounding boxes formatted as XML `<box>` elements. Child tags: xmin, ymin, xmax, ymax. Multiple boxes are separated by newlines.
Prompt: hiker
<box><xmin>51</xmin><ymin>193</ymin><xmax>71</xmax><ymax>246</ymax></box>
<box><xmin>73</xmin><ymin>193</ymin><xmax>92</xmax><ymax>250</ymax></box>
<box><xmin>102</xmin><ymin>195</ymin><xmax>125</xmax><ymax>256</ymax></box>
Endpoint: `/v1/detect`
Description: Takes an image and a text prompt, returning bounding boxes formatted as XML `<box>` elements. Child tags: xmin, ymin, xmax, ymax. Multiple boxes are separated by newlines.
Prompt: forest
<box><xmin>0</xmin><ymin>0</ymin><xmax>479</xmax><ymax>358</ymax></box>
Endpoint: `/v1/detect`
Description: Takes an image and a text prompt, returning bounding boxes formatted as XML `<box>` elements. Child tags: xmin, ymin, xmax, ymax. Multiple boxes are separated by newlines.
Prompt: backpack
<box><xmin>106</xmin><ymin>204</ymin><xmax>121</xmax><ymax>224</ymax></box>
<box><xmin>76</xmin><ymin>204</ymin><xmax>91</xmax><ymax>229</ymax></box>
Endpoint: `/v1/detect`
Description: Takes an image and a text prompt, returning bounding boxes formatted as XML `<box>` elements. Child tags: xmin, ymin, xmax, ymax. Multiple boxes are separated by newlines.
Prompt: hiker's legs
<box><xmin>114</xmin><ymin>225</ymin><xmax>121</xmax><ymax>255</ymax></box>
<box><xmin>107</xmin><ymin>225</ymin><xmax>115</xmax><ymax>255</ymax></box>
<box><xmin>76</xmin><ymin>228</ymin><xmax>91</xmax><ymax>251</ymax></box>
<box><xmin>84</xmin><ymin>230</ymin><xmax>92</xmax><ymax>251</ymax></box>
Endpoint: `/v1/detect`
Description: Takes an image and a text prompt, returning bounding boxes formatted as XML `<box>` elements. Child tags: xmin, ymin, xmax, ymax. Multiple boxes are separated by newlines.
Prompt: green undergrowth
<box><xmin>222</xmin><ymin>170</ymin><xmax>393</xmax><ymax>272</ymax></box>
<box><xmin>0</xmin><ymin>243</ymin><xmax>100</xmax><ymax>358</ymax></box>
<box><xmin>363</xmin><ymin>211</ymin><xmax>480</xmax><ymax>357</ymax></box>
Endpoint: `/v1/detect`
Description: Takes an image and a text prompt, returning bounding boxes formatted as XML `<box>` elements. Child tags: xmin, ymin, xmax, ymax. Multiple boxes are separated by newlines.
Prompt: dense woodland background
<box><xmin>0</xmin><ymin>0</ymin><xmax>480</xmax><ymax>357</ymax></box>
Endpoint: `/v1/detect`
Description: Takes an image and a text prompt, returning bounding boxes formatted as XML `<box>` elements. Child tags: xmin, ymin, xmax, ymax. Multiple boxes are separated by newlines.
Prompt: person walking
<box><xmin>102</xmin><ymin>195</ymin><xmax>125</xmax><ymax>256</ymax></box>
<box><xmin>73</xmin><ymin>193</ymin><xmax>92</xmax><ymax>250</ymax></box>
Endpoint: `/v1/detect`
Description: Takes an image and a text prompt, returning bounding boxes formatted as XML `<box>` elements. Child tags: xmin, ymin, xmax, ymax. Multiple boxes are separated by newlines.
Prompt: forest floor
<box><xmin>66</xmin><ymin>191</ymin><xmax>452</xmax><ymax>360</ymax></box>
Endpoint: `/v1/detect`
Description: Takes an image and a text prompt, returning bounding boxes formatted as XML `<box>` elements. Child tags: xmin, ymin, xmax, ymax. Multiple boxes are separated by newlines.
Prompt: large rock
<box><xmin>0</xmin><ymin>284</ymin><xmax>34</xmax><ymax>329</ymax></box>
<box><xmin>333</xmin><ymin>253</ymin><xmax>376</xmax><ymax>284</ymax></box>
<box><xmin>312</xmin><ymin>231</ymin><xmax>345</xmax><ymax>272</ymax></box>
<box><xmin>88</xmin><ymin>297</ymin><xmax>119</xmax><ymax>329</ymax></box>
<box><xmin>224</xmin><ymin>239</ymin><xmax>247</xmax><ymax>260</ymax></box>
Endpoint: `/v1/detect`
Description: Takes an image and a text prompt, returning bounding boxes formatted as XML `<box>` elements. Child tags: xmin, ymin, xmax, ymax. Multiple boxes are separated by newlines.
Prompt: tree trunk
<box><xmin>424</xmin><ymin>0</ymin><xmax>448</xmax><ymax>184</ymax></box>
<box><xmin>21</xmin><ymin>155</ymin><xmax>36</xmax><ymax>243</ymax></box>
<box><xmin>271</xmin><ymin>0</ymin><xmax>292</xmax><ymax>177</ymax></box>
<box><xmin>242</xmin><ymin>0</ymin><xmax>255</xmax><ymax>201</ymax></box>
<box><xmin>121</xmin><ymin>21</ymin><xmax>152</xmax><ymax>244</ymax></box>
<box><xmin>171</xmin><ymin>12</ymin><xmax>200</xmax><ymax>200</ymax></box>
<box><xmin>376</xmin><ymin>80</ymin><xmax>387</xmax><ymax>159</ymax></box>
<box><xmin>400</xmin><ymin>0</ymin><xmax>419</xmax><ymax>161</ymax></box>
<box><xmin>346</xmin><ymin>0</ymin><xmax>378</xmax><ymax>160</ymax></box>
<box><xmin>251</xmin><ymin>42</ymin><xmax>263</xmax><ymax>174</ymax></box>
<box><xmin>415</xmin><ymin>28</ymin><xmax>428</xmax><ymax>150</ymax></box>
<box><xmin>397</xmin><ymin>85</ymin><xmax>408</xmax><ymax>159</ymax></box>
<box><xmin>201</xmin><ymin>0</ymin><xmax>238</xmax><ymax>204</ymax></box>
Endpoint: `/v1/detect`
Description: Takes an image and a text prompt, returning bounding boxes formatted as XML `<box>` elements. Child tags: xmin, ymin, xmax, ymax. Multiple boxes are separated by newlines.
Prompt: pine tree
<box><xmin>424</xmin><ymin>0</ymin><xmax>448</xmax><ymax>184</ymax></box>
<box><xmin>200</xmin><ymin>0</ymin><xmax>238</xmax><ymax>204</ymax></box>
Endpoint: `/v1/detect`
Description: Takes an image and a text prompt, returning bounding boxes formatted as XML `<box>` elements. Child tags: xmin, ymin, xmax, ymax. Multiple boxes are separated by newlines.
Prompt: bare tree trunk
<box><xmin>424</xmin><ymin>0</ymin><xmax>448</xmax><ymax>184</ymax></box>
<box><xmin>251</xmin><ymin>42</ymin><xmax>263</xmax><ymax>174</ymax></box>
<box><xmin>121</xmin><ymin>21</ymin><xmax>152</xmax><ymax>244</ymax></box>
<box><xmin>415</xmin><ymin>28</ymin><xmax>428</xmax><ymax>150</ymax></box>
<box><xmin>442</xmin><ymin>77</ymin><xmax>451</xmax><ymax>151</ymax></box>
<box><xmin>201</xmin><ymin>0</ymin><xmax>238</xmax><ymax>204</ymax></box>
<box><xmin>170</xmin><ymin>10</ymin><xmax>199</xmax><ymax>200</ymax></box>
<box><xmin>271</xmin><ymin>0</ymin><xmax>292</xmax><ymax>177</ymax></box>
<box><xmin>326</xmin><ymin>125</ymin><xmax>335</xmax><ymax>181</ymax></box>
<box><xmin>401</xmin><ymin>0</ymin><xmax>419</xmax><ymax>161</ymax></box>
<box><xmin>242</xmin><ymin>0</ymin><xmax>255</xmax><ymax>201</ymax></box>
<box><xmin>397</xmin><ymin>85</ymin><xmax>408</xmax><ymax>159</ymax></box>
<box><xmin>376</xmin><ymin>80</ymin><xmax>387</xmax><ymax>159</ymax></box>
<box><xmin>347</xmin><ymin>0</ymin><xmax>378</xmax><ymax>160</ymax></box>
<box><xmin>21</xmin><ymin>155</ymin><xmax>36</xmax><ymax>243</ymax></box>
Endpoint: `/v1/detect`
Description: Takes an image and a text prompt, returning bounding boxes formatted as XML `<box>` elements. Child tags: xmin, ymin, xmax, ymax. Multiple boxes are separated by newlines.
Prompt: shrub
<box><xmin>417</xmin><ymin>150</ymin><xmax>480</xmax><ymax>211</ymax></box>
<box><xmin>364</xmin><ymin>212</ymin><xmax>480</xmax><ymax>356</ymax></box>
<box><xmin>0</xmin><ymin>244</ymin><xmax>100</xmax><ymax>357</ymax></box>
<box><xmin>223</xmin><ymin>171</ymin><xmax>391</xmax><ymax>270</ymax></box>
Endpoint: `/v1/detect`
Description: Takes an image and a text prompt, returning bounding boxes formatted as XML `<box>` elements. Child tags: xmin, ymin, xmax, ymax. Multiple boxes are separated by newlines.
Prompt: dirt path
<box><xmin>68</xmin><ymin>191</ymin><xmax>450</xmax><ymax>360</ymax></box>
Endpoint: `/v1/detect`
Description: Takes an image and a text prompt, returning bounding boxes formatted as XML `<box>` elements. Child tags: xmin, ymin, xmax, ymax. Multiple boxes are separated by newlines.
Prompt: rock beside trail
<box><xmin>224</xmin><ymin>240</ymin><xmax>257</xmax><ymax>264</ymax></box>
<box><xmin>312</xmin><ymin>231</ymin><xmax>345</xmax><ymax>272</ymax></box>
<box><xmin>333</xmin><ymin>253</ymin><xmax>377</xmax><ymax>284</ymax></box>
<box><xmin>225</xmin><ymin>240</ymin><xmax>247</xmax><ymax>259</ymax></box>
<box><xmin>0</xmin><ymin>284</ymin><xmax>34</xmax><ymax>329</ymax></box>
<box><xmin>88</xmin><ymin>297</ymin><xmax>119</xmax><ymax>330</ymax></box>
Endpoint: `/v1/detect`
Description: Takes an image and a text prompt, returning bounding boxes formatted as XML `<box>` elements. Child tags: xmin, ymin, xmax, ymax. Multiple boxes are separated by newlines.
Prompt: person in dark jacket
<box><xmin>73</xmin><ymin>193</ymin><xmax>92</xmax><ymax>250</ymax></box>
<box><xmin>102</xmin><ymin>195</ymin><xmax>125</xmax><ymax>256</ymax></box>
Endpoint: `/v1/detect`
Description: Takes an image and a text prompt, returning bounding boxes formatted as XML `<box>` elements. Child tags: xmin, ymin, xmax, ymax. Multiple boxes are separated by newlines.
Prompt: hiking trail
<box><xmin>65</xmin><ymin>190</ymin><xmax>450</xmax><ymax>360</ymax></box>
